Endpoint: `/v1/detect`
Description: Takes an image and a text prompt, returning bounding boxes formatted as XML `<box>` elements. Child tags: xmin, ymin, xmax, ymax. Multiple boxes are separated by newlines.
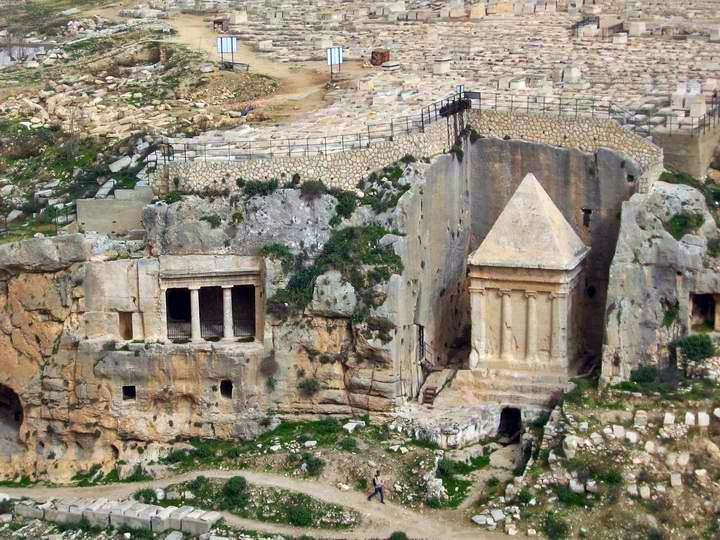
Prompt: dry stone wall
<box><xmin>157</xmin><ymin>120</ymin><xmax>453</xmax><ymax>193</ymax></box>
<box><xmin>153</xmin><ymin>111</ymin><xmax>663</xmax><ymax>196</ymax></box>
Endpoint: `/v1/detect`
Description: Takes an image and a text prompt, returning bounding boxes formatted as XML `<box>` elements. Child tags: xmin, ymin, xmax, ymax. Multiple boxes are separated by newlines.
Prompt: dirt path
<box><xmin>167</xmin><ymin>13</ymin><xmax>367</xmax><ymax>122</ymax></box>
<box><xmin>1</xmin><ymin>469</ymin><xmax>503</xmax><ymax>539</ymax></box>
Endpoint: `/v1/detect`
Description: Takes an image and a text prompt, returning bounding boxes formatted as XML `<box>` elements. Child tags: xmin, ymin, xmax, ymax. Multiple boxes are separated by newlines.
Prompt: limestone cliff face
<box><xmin>602</xmin><ymin>181</ymin><xmax>719</xmax><ymax>383</ymax></box>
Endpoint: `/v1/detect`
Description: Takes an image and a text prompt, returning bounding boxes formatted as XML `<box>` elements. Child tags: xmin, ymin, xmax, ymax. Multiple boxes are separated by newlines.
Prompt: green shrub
<box><xmin>232</xmin><ymin>211</ymin><xmax>244</xmax><ymax>224</ymax></box>
<box><xmin>708</xmin><ymin>238</ymin><xmax>720</xmax><ymax>258</ymax></box>
<box><xmin>676</xmin><ymin>333</ymin><xmax>716</xmax><ymax>363</ymax></box>
<box><xmin>400</xmin><ymin>154</ymin><xmax>416</xmax><ymax>164</ymax></box>
<box><xmin>200</xmin><ymin>214</ymin><xmax>222</xmax><ymax>229</ymax></box>
<box><xmin>676</xmin><ymin>334</ymin><xmax>716</xmax><ymax>375</ymax></box>
<box><xmin>221</xmin><ymin>476</ymin><xmax>249</xmax><ymax>508</ymax></box>
<box><xmin>337</xmin><ymin>437</ymin><xmax>359</xmax><ymax>452</ymax></box>
<box><xmin>244</xmin><ymin>179</ymin><xmax>278</xmax><ymax>198</ymax></box>
<box><xmin>300</xmin><ymin>180</ymin><xmax>327</xmax><ymax>200</ymax></box>
<box><xmin>542</xmin><ymin>512</ymin><xmax>570</xmax><ymax>540</ymax></box>
<box><xmin>287</xmin><ymin>504</ymin><xmax>313</xmax><ymax>527</ymax></box>
<box><xmin>517</xmin><ymin>488</ymin><xmax>533</xmax><ymax>504</ymax></box>
<box><xmin>662</xmin><ymin>301</ymin><xmax>680</xmax><ymax>328</ymax></box>
<box><xmin>298</xmin><ymin>378</ymin><xmax>321</xmax><ymax>397</ymax></box>
<box><xmin>631</xmin><ymin>365</ymin><xmax>658</xmax><ymax>384</ymax></box>
<box><xmin>259</xmin><ymin>243</ymin><xmax>295</xmax><ymax>271</ymax></box>
<box><xmin>290</xmin><ymin>452</ymin><xmax>325</xmax><ymax>477</ymax></box>
<box><xmin>163</xmin><ymin>191</ymin><xmax>185</xmax><ymax>204</ymax></box>
<box><xmin>389</xmin><ymin>533</ymin><xmax>410</xmax><ymax>540</ymax></box>
<box><xmin>134</xmin><ymin>488</ymin><xmax>158</xmax><ymax>504</ymax></box>
<box><xmin>554</xmin><ymin>485</ymin><xmax>588</xmax><ymax>507</ymax></box>
<box><xmin>236</xmin><ymin>177</ymin><xmax>246</xmax><ymax>188</ymax></box>
<box><xmin>330</xmin><ymin>189</ymin><xmax>358</xmax><ymax>221</ymax></box>
<box><xmin>450</xmin><ymin>143</ymin><xmax>464</xmax><ymax>162</ymax></box>
<box><xmin>666</xmin><ymin>212</ymin><xmax>704</xmax><ymax>240</ymax></box>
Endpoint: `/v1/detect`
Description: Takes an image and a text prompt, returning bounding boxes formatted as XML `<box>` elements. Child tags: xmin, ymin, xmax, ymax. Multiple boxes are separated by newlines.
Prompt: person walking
<box><xmin>367</xmin><ymin>470</ymin><xmax>385</xmax><ymax>504</ymax></box>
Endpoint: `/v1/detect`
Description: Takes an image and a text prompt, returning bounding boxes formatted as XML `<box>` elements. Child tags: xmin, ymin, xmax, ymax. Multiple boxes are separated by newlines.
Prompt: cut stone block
<box><xmin>168</xmin><ymin>506</ymin><xmax>195</xmax><ymax>532</ymax></box>
<box><xmin>182</xmin><ymin>509</ymin><xmax>221</xmax><ymax>536</ymax></box>
<box><xmin>151</xmin><ymin>505</ymin><xmax>178</xmax><ymax>532</ymax></box>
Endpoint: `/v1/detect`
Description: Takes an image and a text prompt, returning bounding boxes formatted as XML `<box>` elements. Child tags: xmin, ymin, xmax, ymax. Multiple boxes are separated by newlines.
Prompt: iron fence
<box><xmin>158</xmin><ymin>90</ymin><xmax>720</xmax><ymax>165</ymax></box>
<box><xmin>167</xmin><ymin>320</ymin><xmax>191</xmax><ymax>341</ymax></box>
<box><xmin>159</xmin><ymin>92</ymin><xmax>468</xmax><ymax>163</ymax></box>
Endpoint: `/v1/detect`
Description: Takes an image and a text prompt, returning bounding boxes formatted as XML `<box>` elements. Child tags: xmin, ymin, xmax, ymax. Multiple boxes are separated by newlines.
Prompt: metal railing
<box><xmin>158</xmin><ymin>90</ymin><xmax>720</xmax><ymax>165</ymax></box>
<box><xmin>167</xmin><ymin>320</ymin><xmax>191</xmax><ymax>341</ymax></box>
<box><xmin>159</xmin><ymin>92</ymin><xmax>468</xmax><ymax>163</ymax></box>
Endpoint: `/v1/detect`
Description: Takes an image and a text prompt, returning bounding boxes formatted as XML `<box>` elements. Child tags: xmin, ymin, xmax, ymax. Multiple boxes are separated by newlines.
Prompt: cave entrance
<box><xmin>166</xmin><ymin>288</ymin><xmax>191</xmax><ymax>341</ymax></box>
<box><xmin>199</xmin><ymin>287</ymin><xmax>224</xmax><ymax>340</ymax></box>
<box><xmin>690</xmin><ymin>293</ymin><xmax>716</xmax><ymax>332</ymax></box>
<box><xmin>498</xmin><ymin>407</ymin><xmax>522</xmax><ymax>444</ymax></box>
<box><xmin>232</xmin><ymin>285</ymin><xmax>256</xmax><ymax>339</ymax></box>
<box><xmin>0</xmin><ymin>385</ymin><xmax>23</xmax><ymax>454</ymax></box>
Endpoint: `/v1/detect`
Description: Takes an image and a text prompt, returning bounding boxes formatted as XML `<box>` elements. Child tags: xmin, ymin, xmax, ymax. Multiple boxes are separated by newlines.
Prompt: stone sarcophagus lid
<box><xmin>466</xmin><ymin>173</ymin><xmax>589</xmax><ymax>406</ymax></box>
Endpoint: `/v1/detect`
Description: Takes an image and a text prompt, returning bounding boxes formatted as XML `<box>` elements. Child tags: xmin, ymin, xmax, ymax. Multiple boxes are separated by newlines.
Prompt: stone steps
<box><xmin>15</xmin><ymin>497</ymin><xmax>221</xmax><ymax>536</ymax></box>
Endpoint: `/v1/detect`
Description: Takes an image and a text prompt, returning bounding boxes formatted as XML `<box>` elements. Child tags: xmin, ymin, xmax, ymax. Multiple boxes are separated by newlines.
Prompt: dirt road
<box><xmin>2</xmin><ymin>468</ymin><xmax>503</xmax><ymax>540</ymax></box>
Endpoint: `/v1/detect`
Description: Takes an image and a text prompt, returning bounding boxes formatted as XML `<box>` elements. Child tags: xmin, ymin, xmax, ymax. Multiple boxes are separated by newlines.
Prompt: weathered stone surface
<box><xmin>309</xmin><ymin>270</ymin><xmax>358</xmax><ymax>318</ymax></box>
<box><xmin>602</xmin><ymin>181</ymin><xmax>719</xmax><ymax>383</ymax></box>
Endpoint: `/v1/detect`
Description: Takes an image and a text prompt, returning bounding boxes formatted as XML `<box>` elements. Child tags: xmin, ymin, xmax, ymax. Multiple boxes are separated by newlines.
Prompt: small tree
<box><xmin>675</xmin><ymin>334</ymin><xmax>716</xmax><ymax>376</ymax></box>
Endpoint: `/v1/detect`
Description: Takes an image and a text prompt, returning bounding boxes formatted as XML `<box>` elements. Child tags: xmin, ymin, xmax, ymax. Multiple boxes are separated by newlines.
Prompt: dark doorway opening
<box><xmin>199</xmin><ymin>287</ymin><xmax>223</xmax><ymax>340</ymax></box>
<box><xmin>166</xmin><ymin>288</ymin><xmax>191</xmax><ymax>341</ymax></box>
<box><xmin>498</xmin><ymin>407</ymin><xmax>522</xmax><ymax>444</ymax></box>
<box><xmin>122</xmin><ymin>385</ymin><xmax>136</xmax><ymax>401</ymax></box>
<box><xmin>119</xmin><ymin>312</ymin><xmax>133</xmax><ymax>340</ymax></box>
<box><xmin>232</xmin><ymin>285</ymin><xmax>256</xmax><ymax>338</ymax></box>
<box><xmin>691</xmin><ymin>293</ymin><xmax>716</xmax><ymax>332</ymax></box>
<box><xmin>0</xmin><ymin>385</ymin><xmax>23</xmax><ymax>455</ymax></box>
<box><xmin>220</xmin><ymin>380</ymin><xmax>233</xmax><ymax>399</ymax></box>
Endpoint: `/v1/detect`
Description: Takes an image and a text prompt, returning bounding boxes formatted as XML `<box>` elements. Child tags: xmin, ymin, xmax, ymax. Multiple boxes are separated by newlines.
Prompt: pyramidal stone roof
<box><xmin>469</xmin><ymin>173</ymin><xmax>589</xmax><ymax>271</ymax></box>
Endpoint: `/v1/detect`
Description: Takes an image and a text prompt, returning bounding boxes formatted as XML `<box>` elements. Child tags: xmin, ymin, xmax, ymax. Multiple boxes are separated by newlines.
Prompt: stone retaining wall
<box><xmin>151</xmin><ymin>110</ymin><xmax>664</xmax><ymax>194</ymax></box>
<box><xmin>467</xmin><ymin>110</ymin><xmax>664</xmax><ymax>193</ymax></box>
<box><xmin>155</xmin><ymin>119</ymin><xmax>453</xmax><ymax>193</ymax></box>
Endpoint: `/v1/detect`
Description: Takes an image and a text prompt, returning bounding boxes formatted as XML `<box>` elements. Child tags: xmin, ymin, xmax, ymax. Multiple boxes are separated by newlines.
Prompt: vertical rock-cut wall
<box><xmin>387</xmin><ymin>153</ymin><xmax>472</xmax><ymax>398</ymax></box>
<box><xmin>602</xmin><ymin>182</ymin><xmax>719</xmax><ymax>383</ymax></box>
<box><xmin>465</xmin><ymin>138</ymin><xmax>642</xmax><ymax>366</ymax></box>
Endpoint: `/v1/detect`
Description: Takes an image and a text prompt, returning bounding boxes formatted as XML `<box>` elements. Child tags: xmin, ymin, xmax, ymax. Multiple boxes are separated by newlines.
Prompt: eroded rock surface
<box><xmin>602</xmin><ymin>181</ymin><xmax>720</xmax><ymax>383</ymax></box>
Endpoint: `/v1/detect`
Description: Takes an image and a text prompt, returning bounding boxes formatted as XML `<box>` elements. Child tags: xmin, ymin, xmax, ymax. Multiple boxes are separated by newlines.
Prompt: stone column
<box><xmin>468</xmin><ymin>286</ymin><xmax>488</xmax><ymax>369</ymax></box>
<box><xmin>714</xmin><ymin>294</ymin><xmax>720</xmax><ymax>332</ymax></box>
<box><xmin>222</xmin><ymin>286</ymin><xmax>234</xmax><ymax>340</ymax></box>
<box><xmin>190</xmin><ymin>286</ymin><xmax>202</xmax><ymax>342</ymax></box>
<box><xmin>159</xmin><ymin>287</ymin><xmax>168</xmax><ymax>342</ymax></box>
<box><xmin>500</xmin><ymin>289</ymin><xmax>513</xmax><ymax>361</ymax></box>
<box><xmin>550</xmin><ymin>292</ymin><xmax>568</xmax><ymax>367</ymax></box>
<box><xmin>525</xmin><ymin>291</ymin><xmax>537</xmax><ymax>362</ymax></box>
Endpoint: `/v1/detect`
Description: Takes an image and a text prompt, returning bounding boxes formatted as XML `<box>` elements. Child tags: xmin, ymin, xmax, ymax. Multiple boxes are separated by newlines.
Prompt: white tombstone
<box><xmin>230</xmin><ymin>10</ymin><xmax>247</xmax><ymax>24</ymax></box>
<box><xmin>613</xmin><ymin>32</ymin><xmax>628</xmax><ymax>45</ymax></box>
<box><xmin>432</xmin><ymin>57</ymin><xmax>451</xmax><ymax>75</ymax></box>
<box><xmin>628</xmin><ymin>21</ymin><xmax>645</xmax><ymax>37</ymax></box>
<box><xmin>562</xmin><ymin>65</ymin><xmax>582</xmax><ymax>84</ymax></box>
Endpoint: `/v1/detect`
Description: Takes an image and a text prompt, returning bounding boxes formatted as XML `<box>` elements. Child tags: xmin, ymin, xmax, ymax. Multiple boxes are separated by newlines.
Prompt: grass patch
<box><xmin>665</xmin><ymin>212</ymin><xmax>704</xmax><ymax>240</ymax></box>
<box><xmin>148</xmin><ymin>476</ymin><xmax>358</xmax><ymax>529</ymax></box>
<box><xmin>431</xmin><ymin>456</ymin><xmax>490</xmax><ymax>508</ymax></box>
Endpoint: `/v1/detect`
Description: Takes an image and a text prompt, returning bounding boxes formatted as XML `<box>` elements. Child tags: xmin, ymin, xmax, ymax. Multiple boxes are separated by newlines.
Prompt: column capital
<box><xmin>221</xmin><ymin>284</ymin><xmax>234</xmax><ymax>290</ymax></box>
<box><xmin>525</xmin><ymin>290</ymin><xmax>538</xmax><ymax>299</ymax></box>
<box><xmin>188</xmin><ymin>285</ymin><xmax>201</xmax><ymax>291</ymax></box>
<box><xmin>469</xmin><ymin>286</ymin><xmax>486</xmax><ymax>294</ymax></box>
<box><xmin>550</xmin><ymin>291</ymin><xmax>568</xmax><ymax>299</ymax></box>
<box><xmin>499</xmin><ymin>289</ymin><xmax>512</xmax><ymax>297</ymax></box>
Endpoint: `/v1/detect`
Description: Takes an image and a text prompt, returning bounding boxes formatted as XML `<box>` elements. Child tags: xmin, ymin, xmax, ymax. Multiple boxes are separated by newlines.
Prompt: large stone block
<box><xmin>181</xmin><ymin>510</ymin><xmax>222</xmax><ymax>536</ymax></box>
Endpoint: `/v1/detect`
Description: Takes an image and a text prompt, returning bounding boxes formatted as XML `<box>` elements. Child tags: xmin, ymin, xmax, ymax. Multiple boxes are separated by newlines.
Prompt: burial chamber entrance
<box><xmin>691</xmin><ymin>293</ymin><xmax>717</xmax><ymax>332</ymax></box>
<box><xmin>0</xmin><ymin>385</ymin><xmax>23</xmax><ymax>454</ymax></box>
<box><xmin>498</xmin><ymin>407</ymin><xmax>522</xmax><ymax>444</ymax></box>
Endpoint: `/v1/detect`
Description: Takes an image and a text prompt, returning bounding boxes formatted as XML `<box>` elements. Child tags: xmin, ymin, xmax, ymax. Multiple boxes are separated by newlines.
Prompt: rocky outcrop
<box><xmin>602</xmin><ymin>181</ymin><xmax>720</xmax><ymax>383</ymax></box>
<box><xmin>144</xmin><ymin>190</ymin><xmax>336</xmax><ymax>256</ymax></box>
